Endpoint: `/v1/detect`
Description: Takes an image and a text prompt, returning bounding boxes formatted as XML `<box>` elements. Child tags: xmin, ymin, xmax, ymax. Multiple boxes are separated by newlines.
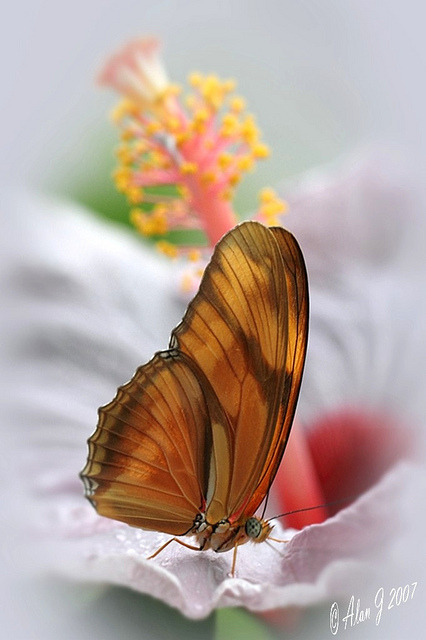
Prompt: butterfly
<box><xmin>81</xmin><ymin>221</ymin><xmax>309</xmax><ymax>573</ymax></box>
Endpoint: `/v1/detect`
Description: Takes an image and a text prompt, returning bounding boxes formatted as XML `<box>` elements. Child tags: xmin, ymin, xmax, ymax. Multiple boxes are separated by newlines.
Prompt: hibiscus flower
<box><xmin>1</xmin><ymin>37</ymin><xmax>425</xmax><ymax>640</ymax></box>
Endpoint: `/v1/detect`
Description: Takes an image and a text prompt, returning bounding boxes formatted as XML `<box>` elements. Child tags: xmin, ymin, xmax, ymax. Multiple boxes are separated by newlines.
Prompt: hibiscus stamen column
<box><xmin>99</xmin><ymin>37</ymin><xmax>287</xmax><ymax>258</ymax></box>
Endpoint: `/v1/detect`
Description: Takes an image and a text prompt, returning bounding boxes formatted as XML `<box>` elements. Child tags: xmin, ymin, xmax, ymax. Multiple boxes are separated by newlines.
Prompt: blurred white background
<box><xmin>1</xmin><ymin>2</ymin><xmax>425</xmax><ymax>639</ymax></box>
<box><xmin>1</xmin><ymin>0</ymin><xmax>425</xmax><ymax>195</ymax></box>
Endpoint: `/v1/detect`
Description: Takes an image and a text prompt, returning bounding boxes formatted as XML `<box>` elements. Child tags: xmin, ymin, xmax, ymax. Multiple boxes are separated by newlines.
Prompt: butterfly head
<box><xmin>193</xmin><ymin>513</ymin><xmax>274</xmax><ymax>553</ymax></box>
<box><xmin>244</xmin><ymin>516</ymin><xmax>273</xmax><ymax>543</ymax></box>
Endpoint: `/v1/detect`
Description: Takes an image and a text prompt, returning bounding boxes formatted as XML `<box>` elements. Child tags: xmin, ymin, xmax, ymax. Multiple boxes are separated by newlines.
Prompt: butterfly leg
<box><xmin>268</xmin><ymin>537</ymin><xmax>290</xmax><ymax>543</ymax></box>
<box><xmin>230</xmin><ymin>542</ymin><xmax>240</xmax><ymax>577</ymax></box>
<box><xmin>147</xmin><ymin>537</ymin><xmax>201</xmax><ymax>560</ymax></box>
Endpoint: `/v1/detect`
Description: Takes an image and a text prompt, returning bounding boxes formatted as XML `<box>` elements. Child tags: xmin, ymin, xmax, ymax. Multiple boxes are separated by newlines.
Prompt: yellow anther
<box><xmin>175</xmin><ymin>131</ymin><xmax>190</xmax><ymax>146</ymax></box>
<box><xmin>264</xmin><ymin>215</ymin><xmax>280</xmax><ymax>227</ymax></box>
<box><xmin>133</xmin><ymin>140</ymin><xmax>148</xmax><ymax>155</ymax></box>
<box><xmin>201</xmin><ymin>170</ymin><xmax>217</xmax><ymax>185</ymax></box>
<box><xmin>194</xmin><ymin>108</ymin><xmax>209</xmax><ymax>123</ymax></box>
<box><xmin>181</xmin><ymin>161</ymin><xmax>197</xmax><ymax>174</ymax></box>
<box><xmin>150</xmin><ymin>150</ymin><xmax>172</xmax><ymax>169</ymax></box>
<box><xmin>130</xmin><ymin>209</ymin><xmax>141</xmax><ymax>228</ymax></box>
<box><xmin>220</xmin><ymin>113</ymin><xmax>240</xmax><ymax>137</ymax></box>
<box><xmin>141</xmin><ymin>160</ymin><xmax>153</xmax><ymax>172</ymax></box>
<box><xmin>120</xmin><ymin>128</ymin><xmax>135</xmax><ymax>142</ymax></box>
<box><xmin>153</xmin><ymin>203</ymin><xmax>168</xmax><ymax>216</ymax></box>
<box><xmin>229</xmin><ymin>173</ymin><xmax>241</xmax><ymax>187</ymax></box>
<box><xmin>145</xmin><ymin>121</ymin><xmax>162</xmax><ymax>136</ymax></box>
<box><xmin>113</xmin><ymin>167</ymin><xmax>131</xmax><ymax>192</ymax></box>
<box><xmin>127</xmin><ymin>102</ymin><xmax>141</xmax><ymax>118</ymax></box>
<box><xmin>201</xmin><ymin>75</ymin><xmax>226</xmax><ymax>110</ymax></box>
<box><xmin>108</xmin><ymin>65</ymin><xmax>279</xmax><ymax>256</ymax></box>
<box><xmin>241</xmin><ymin>115</ymin><xmax>259</xmax><ymax>145</ymax></box>
<box><xmin>202</xmin><ymin>75</ymin><xmax>219</xmax><ymax>90</ymax></box>
<box><xmin>188</xmin><ymin>248</ymin><xmax>201</xmax><ymax>262</ymax></box>
<box><xmin>191</xmin><ymin>122</ymin><xmax>206</xmax><ymax>134</ymax></box>
<box><xmin>223</xmin><ymin>79</ymin><xmax>236</xmax><ymax>93</ymax></box>
<box><xmin>195</xmin><ymin>267</ymin><xmax>205</xmax><ymax>278</ymax></box>
<box><xmin>237</xmin><ymin>155</ymin><xmax>254</xmax><ymax>171</ymax></box>
<box><xmin>252</xmin><ymin>143</ymin><xmax>270</xmax><ymax>159</ymax></box>
<box><xmin>131</xmin><ymin>207</ymin><xmax>168</xmax><ymax>237</ymax></box>
<box><xmin>156</xmin><ymin>240</ymin><xmax>179</xmax><ymax>258</ymax></box>
<box><xmin>189</xmin><ymin>72</ymin><xmax>203</xmax><ymax>87</ymax></box>
<box><xmin>151</xmin><ymin>213</ymin><xmax>168</xmax><ymax>235</ymax></box>
<box><xmin>207</xmin><ymin>95</ymin><xmax>223</xmax><ymax>111</ymax></box>
<box><xmin>218</xmin><ymin>152</ymin><xmax>233</xmax><ymax>169</ymax></box>
<box><xmin>130</xmin><ymin>208</ymin><xmax>147</xmax><ymax>232</ymax></box>
<box><xmin>165</xmin><ymin>116</ymin><xmax>181</xmax><ymax>132</ymax></box>
<box><xmin>258</xmin><ymin>188</ymin><xmax>288</xmax><ymax>217</ymax></box>
<box><xmin>110</xmin><ymin>105</ymin><xmax>126</xmax><ymax>124</ymax></box>
<box><xmin>261</xmin><ymin>202</ymin><xmax>282</xmax><ymax>217</ymax></box>
<box><xmin>149</xmin><ymin>150</ymin><xmax>165</xmax><ymax>167</ymax></box>
<box><xmin>230</xmin><ymin>96</ymin><xmax>246</xmax><ymax>113</ymax></box>
<box><xmin>130</xmin><ymin>207</ymin><xmax>143</xmax><ymax>221</ymax></box>
<box><xmin>114</xmin><ymin>166</ymin><xmax>131</xmax><ymax>178</ymax></box>
<box><xmin>259</xmin><ymin>187</ymin><xmax>276</xmax><ymax>203</ymax></box>
<box><xmin>110</xmin><ymin>99</ymin><xmax>137</xmax><ymax>123</ymax></box>
<box><xmin>127</xmin><ymin>186</ymin><xmax>144</xmax><ymax>204</ymax></box>
<box><xmin>222</xmin><ymin>113</ymin><xmax>238</xmax><ymax>127</ymax></box>
<box><xmin>114</xmin><ymin>179</ymin><xmax>127</xmax><ymax>193</ymax></box>
<box><xmin>260</xmin><ymin>198</ymin><xmax>287</xmax><ymax>220</ymax></box>
<box><xmin>115</xmin><ymin>145</ymin><xmax>133</xmax><ymax>165</ymax></box>
<box><xmin>165</xmin><ymin>84</ymin><xmax>182</xmax><ymax>96</ymax></box>
<box><xmin>153</xmin><ymin>154</ymin><xmax>172</xmax><ymax>169</ymax></box>
<box><xmin>191</xmin><ymin>108</ymin><xmax>210</xmax><ymax>133</ymax></box>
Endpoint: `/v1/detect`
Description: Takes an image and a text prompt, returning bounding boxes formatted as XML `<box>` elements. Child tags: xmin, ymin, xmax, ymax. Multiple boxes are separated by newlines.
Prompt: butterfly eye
<box><xmin>245</xmin><ymin>517</ymin><xmax>263</xmax><ymax>539</ymax></box>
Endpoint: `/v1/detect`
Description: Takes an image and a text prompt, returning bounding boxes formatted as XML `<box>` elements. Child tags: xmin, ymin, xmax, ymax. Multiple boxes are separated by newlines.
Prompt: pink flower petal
<box><xmin>272</xmin><ymin>422</ymin><xmax>327</xmax><ymax>529</ymax></box>
<box><xmin>31</xmin><ymin>462</ymin><xmax>424</xmax><ymax>619</ymax></box>
<box><xmin>282</xmin><ymin>148</ymin><xmax>417</xmax><ymax>274</ymax></box>
<box><xmin>2</xmin><ymin>175</ymin><xmax>425</xmax><ymax>623</ymax></box>
<box><xmin>272</xmin><ymin>408</ymin><xmax>412</xmax><ymax>529</ymax></box>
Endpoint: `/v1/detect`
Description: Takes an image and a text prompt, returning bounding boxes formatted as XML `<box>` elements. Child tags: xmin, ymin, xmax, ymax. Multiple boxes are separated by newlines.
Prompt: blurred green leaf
<box><xmin>77</xmin><ymin>585</ymin><xmax>215</xmax><ymax>640</ymax></box>
<box><xmin>216</xmin><ymin>608</ymin><xmax>276</xmax><ymax>640</ymax></box>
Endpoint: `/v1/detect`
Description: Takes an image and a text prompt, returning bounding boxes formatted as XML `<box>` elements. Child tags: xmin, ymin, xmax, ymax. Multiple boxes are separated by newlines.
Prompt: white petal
<box><xmin>283</xmin><ymin>148</ymin><xmax>418</xmax><ymax>274</ymax></box>
<box><xmin>2</xmin><ymin>190</ymin><xmax>425</xmax><ymax>627</ymax></box>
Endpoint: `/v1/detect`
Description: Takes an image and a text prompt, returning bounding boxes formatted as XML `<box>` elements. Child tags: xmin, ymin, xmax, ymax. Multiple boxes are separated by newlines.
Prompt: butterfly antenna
<box><xmin>260</xmin><ymin>490</ymin><xmax>271</xmax><ymax>520</ymax></box>
<box><xmin>267</xmin><ymin>493</ymin><xmax>361</xmax><ymax>523</ymax></box>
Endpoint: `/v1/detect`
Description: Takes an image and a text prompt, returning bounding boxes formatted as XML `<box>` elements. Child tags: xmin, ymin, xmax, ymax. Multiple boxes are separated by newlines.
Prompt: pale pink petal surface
<box><xmin>1</xmin><ymin>151</ymin><xmax>425</xmax><ymax>628</ymax></box>
<box><xmin>29</xmin><ymin>460</ymin><xmax>421</xmax><ymax>620</ymax></box>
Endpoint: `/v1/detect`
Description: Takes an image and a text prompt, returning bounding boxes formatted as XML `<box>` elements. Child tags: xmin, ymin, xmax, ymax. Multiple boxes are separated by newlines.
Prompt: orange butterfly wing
<box><xmin>239</xmin><ymin>225</ymin><xmax>309</xmax><ymax>518</ymax></box>
<box><xmin>81</xmin><ymin>353</ymin><xmax>214</xmax><ymax>535</ymax></box>
<box><xmin>81</xmin><ymin>221</ymin><xmax>308</xmax><ymax>535</ymax></box>
<box><xmin>172</xmin><ymin>221</ymin><xmax>308</xmax><ymax>524</ymax></box>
